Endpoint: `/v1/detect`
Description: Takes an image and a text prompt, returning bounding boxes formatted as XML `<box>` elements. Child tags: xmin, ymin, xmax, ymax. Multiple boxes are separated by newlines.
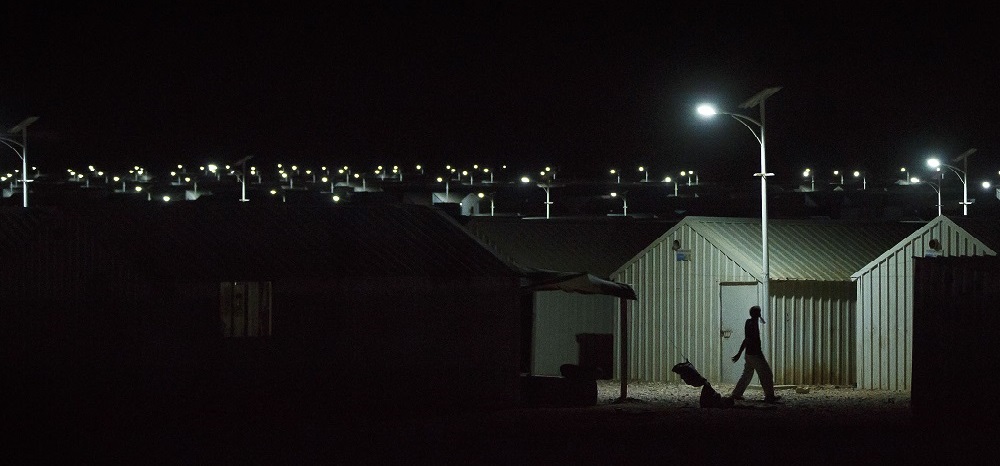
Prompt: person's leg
<box><xmin>756</xmin><ymin>356</ymin><xmax>777</xmax><ymax>400</ymax></box>
<box><xmin>731</xmin><ymin>359</ymin><xmax>755</xmax><ymax>398</ymax></box>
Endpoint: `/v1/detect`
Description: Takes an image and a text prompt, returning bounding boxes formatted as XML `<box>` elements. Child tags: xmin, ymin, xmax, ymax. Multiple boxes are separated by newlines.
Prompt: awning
<box><xmin>520</xmin><ymin>267</ymin><xmax>637</xmax><ymax>402</ymax></box>
<box><xmin>521</xmin><ymin>268</ymin><xmax>637</xmax><ymax>300</ymax></box>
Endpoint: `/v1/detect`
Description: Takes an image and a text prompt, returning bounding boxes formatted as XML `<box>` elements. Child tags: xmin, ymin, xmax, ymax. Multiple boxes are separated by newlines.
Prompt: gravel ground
<box><xmin>338</xmin><ymin>381</ymin><xmax>992</xmax><ymax>464</ymax></box>
<box><xmin>51</xmin><ymin>380</ymin><xmax>988</xmax><ymax>464</ymax></box>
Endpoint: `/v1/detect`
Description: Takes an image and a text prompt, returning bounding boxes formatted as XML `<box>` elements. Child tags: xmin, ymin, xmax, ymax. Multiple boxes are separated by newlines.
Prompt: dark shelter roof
<box><xmin>0</xmin><ymin>203</ymin><xmax>521</xmax><ymax>281</ymax></box>
<box><xmin>464</xmin><ymin>216</ymin><xmax>675</xmax><ymax>279</ymax></box>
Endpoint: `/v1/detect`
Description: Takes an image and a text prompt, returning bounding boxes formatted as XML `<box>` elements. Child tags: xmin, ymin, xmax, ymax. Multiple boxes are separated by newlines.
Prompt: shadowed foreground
<box><xmin>11</xmin><ymin>381</ymin><xmax>991</xmax><ymax>464</ymax></box>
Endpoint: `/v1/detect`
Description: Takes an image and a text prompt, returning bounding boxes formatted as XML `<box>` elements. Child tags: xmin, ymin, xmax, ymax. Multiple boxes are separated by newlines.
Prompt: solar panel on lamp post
<box><xmin>697</xmin><ymin>87</ymin><xmax>781</xmax><ymax>318</ymax></box>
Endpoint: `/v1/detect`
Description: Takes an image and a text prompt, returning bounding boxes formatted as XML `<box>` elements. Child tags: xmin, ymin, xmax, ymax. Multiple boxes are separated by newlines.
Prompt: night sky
<box><xmin>2</xmin><ymin>3</ymin><xmax>997</xmax><ymax>186</ymax></box>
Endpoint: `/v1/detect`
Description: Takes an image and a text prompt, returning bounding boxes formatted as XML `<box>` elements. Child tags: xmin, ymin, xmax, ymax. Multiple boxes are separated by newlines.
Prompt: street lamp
<box><xmin>477</xmin><ymin>192</ymin><xmax>495</xmax><ymax>216</ymax></box>
<box><xmin>8</xmin><ymin>117</ymin><xmax>39</xmax><ymax>208</ymax></box>
<box><xmin>833</xmin><ymin>170</ymin><xmax>844</xmax><ymax>185</ymax></box>
<box><xmin>638</xmin><ymin>166</ymin><xmax>649</xmax><ymax>182</ymax></box>
<box><xmin>697</xmin><ymin>86</ymin><xmax>781</xmax><ymax>317</ymax></box>
<box><xmin>911</xmin><ymin>177</ymin><xmax>942</xmax><ymax>216</ymax></box>
<box><xmin>664</xmin><ymin>176</ymin><xmax>678</xmax><ymax>196</ymax></box>
<box><xmin>610</xmin><ymin>191</ymin><xmax>628</xmax><ymax>216</ymax></box>
<box><xmin>928</xmin><ymin>148</ymin><xmax>975</xmax><ymax>216</ymax></box>
<box><xmin>802</xmin><ymin>168</ymin><xmax>814</xmax><ymax>191</ymax></box>
<box><xmin>853</xmin><ymin>170</ymin><xmax>866</xmax><ymax>190</ymax></box>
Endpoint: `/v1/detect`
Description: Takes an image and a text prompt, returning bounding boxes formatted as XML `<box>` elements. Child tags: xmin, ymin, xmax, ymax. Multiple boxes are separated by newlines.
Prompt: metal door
<box><xmin>720</xmin><ymin>283</ymin><xmax>759</xmax><ymax>384</ymax></box>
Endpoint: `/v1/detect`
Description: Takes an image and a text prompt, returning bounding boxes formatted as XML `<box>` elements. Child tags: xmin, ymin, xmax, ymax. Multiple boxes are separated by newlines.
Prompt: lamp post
<box><xmin>833</xmin><ymin>170</ymin><xmax>844</xmax><ymax>185</ymax></box>
<box><xmin>8</xmin><ymin>117</ymin><xmax>39</xmax><ymax>208</ymax></box>
<box><xmin>477</xmin><ymin>192</ymin><xmax>495</xmax><ymax>216</ymax></box>
<box><xmin>697</xmin><ymin>86</ymin><xmax>781</xmax><ymax>317</ymax></box>
<box><xmin>911</xmin><ymin>177</ymin><xmax>942</xmax><ymax>216</ymax></box>
<box><xmin>803</xmin><ymin>169</ymin><xmax>814</xmax><ymax>191</ymax></box>
<box><xmin>853</xmin><ymin>170</ymin><xmax>866</xmax><ymax>190</ymax></box>
<box><xmin>610</xmin><ymin>191</ymin><xmax>628</xmax><ymax>216</ymax></box>
<box><xmin>664</xmin><ymin>176</ymin><xmax>678</xmax><ymax>196</ymax></box>
<box><xmin>928</xmin><ymin>148</ymin><xmax>975</xmax><ymax>216</ymax></box>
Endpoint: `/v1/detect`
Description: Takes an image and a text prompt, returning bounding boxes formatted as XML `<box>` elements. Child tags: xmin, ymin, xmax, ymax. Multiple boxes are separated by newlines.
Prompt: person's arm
<box><xmin>732</xmin><ymin>339</ymin><xmax>745</xmax><ymax>362</ymax></box>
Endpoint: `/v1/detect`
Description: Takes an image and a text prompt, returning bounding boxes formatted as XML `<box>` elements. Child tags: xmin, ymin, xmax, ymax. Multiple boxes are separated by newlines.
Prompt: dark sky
<box><xmin>2</xmin><ymin>3</ymin><xmax>998</xmax><ymax>186</ymax></box>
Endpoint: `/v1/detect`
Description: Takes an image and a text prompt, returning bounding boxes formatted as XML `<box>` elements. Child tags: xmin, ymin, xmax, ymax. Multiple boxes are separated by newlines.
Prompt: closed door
<box><xmin>720</xmin><ymin>283</ymin><xmax>760</xmax><ymax>384</ymax></box>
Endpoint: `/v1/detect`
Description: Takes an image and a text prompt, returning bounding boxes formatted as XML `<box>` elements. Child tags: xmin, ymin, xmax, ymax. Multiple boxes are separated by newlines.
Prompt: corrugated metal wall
<box><xmin>614</xmin><ymin>225</ymin><xmax>859</xmax><ymax>386</ymax></box>
<box><xmin>770</xmin><ymin>281</ymin><xmax>856</xmax><ymax>385</ymax></box>
<box><xmin>854</xmin><ymin>220</ymin><xmax>992</xmax><ymax>390</ymax></box>
<box><xmin>911</xmin><ymin>256</ymin><xmax>1000</xmax><ymax>425</ymax></box>
<box><xmin>614</xmin><ymin>225</ymin><xmax>757</xmax><ymax>383</ymax></box>
<box><xmin>532</xmin><ymin>291</ymin><xmax>616</xmax><ymax>376</ymax></box>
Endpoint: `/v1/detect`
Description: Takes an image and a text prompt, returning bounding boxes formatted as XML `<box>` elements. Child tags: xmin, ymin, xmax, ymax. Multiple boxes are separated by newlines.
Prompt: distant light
<box><xmin>927</xmin><ymin>158</ymin><xmax>941</xmax><ymax>168</ymax></box>
<box><xmin>208</xmin><ymin>164</ymin><xmax>218</xmax><ymax>173</ymax></box>
<box><xmin>900</xmin><ymin>167</ymin><xmax>906</xmax><ymax>172</ymax></box>
<box><xmin>664</xmin><ymin>177</ymin><xmax>672</xmax><ymax>182</ymax></box>
<box><xmin>134</xmin><ymin>186</ymin><xmax>142</xmax><ymax>192</ymax></box>
<box><xmin>520</xmin><ymin>176</ymin><xmax>530</xmax><ymax>183</ymax></box>
<box><xmin>332</xmin><ymin>195</ymin><xmax>341</xmax><ymax>202</ymax></box>
<box><xmin>478</xmin><ymin>192</ymin><xmax>485</xmax><ymax>198</ymax></box>
<box><xmin>853</xmin><ymin>171</ymin><xmax>861</xmax><ymax>177</ymax></box>
<box><xmin>322</xmin><ymin>176</ymin><xmax>329</xmax><ymax>182</ymax></box>
<box><xmin>802</xmin><ymin>170</ymin><xmax>810</xmax><ymax>177</ymax></box>
<box><xmin>436</xmin><ymin>177</ymin><xmax>444</xmax><ymax>183</ymax></box>
<box><xmin>910</xmin><ymin>177</ymin><xmax>921</xmax><ymax>183</ymax></box>
<box><xmin>982</xmin><ymin>181</ymin><xmax>992</xmax><ymax>189</ymax></box>
<box><xmin>162</xmin><ymin>195</ymin><xmax>171</xmax><ymax>202</ymax></box>
<box><xmin>610</xmin><ymin>192</ymin><xmax>618</xmax><ymax>197</ymax></box>
<box><xmin>270</xmin><ymin>189</ymin><xmax>277</xmax><ymax>195</ymax></box>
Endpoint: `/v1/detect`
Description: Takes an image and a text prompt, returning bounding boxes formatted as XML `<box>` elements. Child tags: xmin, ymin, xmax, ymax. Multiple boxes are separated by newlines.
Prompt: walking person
<box><xmin>731</xmin><ymin>305</ymin><xmax>781</xmax><ymax>403</ymax></box>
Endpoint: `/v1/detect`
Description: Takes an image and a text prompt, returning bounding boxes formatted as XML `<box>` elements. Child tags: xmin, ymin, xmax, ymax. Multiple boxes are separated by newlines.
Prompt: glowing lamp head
<box><xmin>696</xmin><ymin>104</ymin><xmax>718</xmax><ymax>117</ymax></box>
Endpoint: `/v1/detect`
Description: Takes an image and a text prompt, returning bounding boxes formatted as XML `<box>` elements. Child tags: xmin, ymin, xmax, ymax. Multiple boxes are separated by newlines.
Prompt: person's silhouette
<box><xmin>731</xmin><ymin>305</ymin><xmax>780</xmax><ymax>403</ymax></box>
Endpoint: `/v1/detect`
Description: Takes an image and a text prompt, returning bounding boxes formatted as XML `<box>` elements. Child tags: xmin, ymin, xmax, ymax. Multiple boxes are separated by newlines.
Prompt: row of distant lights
<box><xmin>804</xmin><ymin>164</ymin><xmax>1000</xmax><ymax>189</ymax></box>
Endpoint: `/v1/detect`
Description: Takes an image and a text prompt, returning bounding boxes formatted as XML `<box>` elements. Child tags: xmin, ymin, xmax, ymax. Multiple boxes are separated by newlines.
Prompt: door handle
<box><xmin>721</xmin><ymin>329</ymin><xmax>733</xmax><ymax>339</ymax></box>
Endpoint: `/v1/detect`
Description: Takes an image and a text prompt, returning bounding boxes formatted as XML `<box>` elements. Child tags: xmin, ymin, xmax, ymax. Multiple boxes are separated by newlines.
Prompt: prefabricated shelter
<box><xmin>911</xmin><ymin>255</ymin><xmax>1000</xmax><ymax>427</ymax></box>
<box><xmin>852</xmin><ymin>215</ymin><xmax>999</xmax><ymax>390</ymax></box>
<box><xmin>465</xmin><ymin>215</ymin><xmax>673</xmax><ymax>377</ymax></box>
<box><xmin>612</xmin><ymin>216</ymin><xmax>923</xmax><ymax>388</ymax></box>
<box><xmin>2</xmin><ymin>203</ymin><xmax>525</xmax><ymax>423</ymax></box>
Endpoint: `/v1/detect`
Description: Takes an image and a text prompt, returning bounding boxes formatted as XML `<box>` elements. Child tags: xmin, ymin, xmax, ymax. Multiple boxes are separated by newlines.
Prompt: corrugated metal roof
<box><xmin>463</xmin><ymin>216</ymin><xmax>675</xmax><ymax>279</ymax></box>
<box><xmin>949</xmin><ymin>216</ymin><xmax>1000</xmax><ymax>252</ymax></box>
<box><xmin>649</xmin><ymin>216</ymin><xmax>923</xmax><ymax>281</ymax></box>
<box><xmin>1</xmin><ymin>204</ymin><xmax>521</xmax><ymax>281</ymax></box>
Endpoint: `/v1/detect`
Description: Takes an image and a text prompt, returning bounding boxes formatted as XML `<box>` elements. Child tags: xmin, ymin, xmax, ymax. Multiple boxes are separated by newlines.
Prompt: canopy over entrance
<box><xmin>521</xmin><ymin>268</ymin><xmax>637</xmax><ymax>300</ymax></box>
<box><xmin>520</xmin><ymin>267</ymin><xmax>637</xmax><ymax>402</ymax></box>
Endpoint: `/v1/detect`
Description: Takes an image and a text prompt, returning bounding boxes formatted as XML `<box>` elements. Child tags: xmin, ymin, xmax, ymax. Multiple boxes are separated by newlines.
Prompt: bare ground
<box><xmin>15</xmin><ymin>381</ymin><xmax>992</xmax><ymax>464</ymax></box>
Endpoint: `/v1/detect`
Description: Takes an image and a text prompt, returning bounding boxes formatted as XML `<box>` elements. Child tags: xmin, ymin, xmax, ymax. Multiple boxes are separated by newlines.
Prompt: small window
<box><xmin>220</xmin><ymin>281</ymin><xmax>272</xmax><ymax>337</ymax></box>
